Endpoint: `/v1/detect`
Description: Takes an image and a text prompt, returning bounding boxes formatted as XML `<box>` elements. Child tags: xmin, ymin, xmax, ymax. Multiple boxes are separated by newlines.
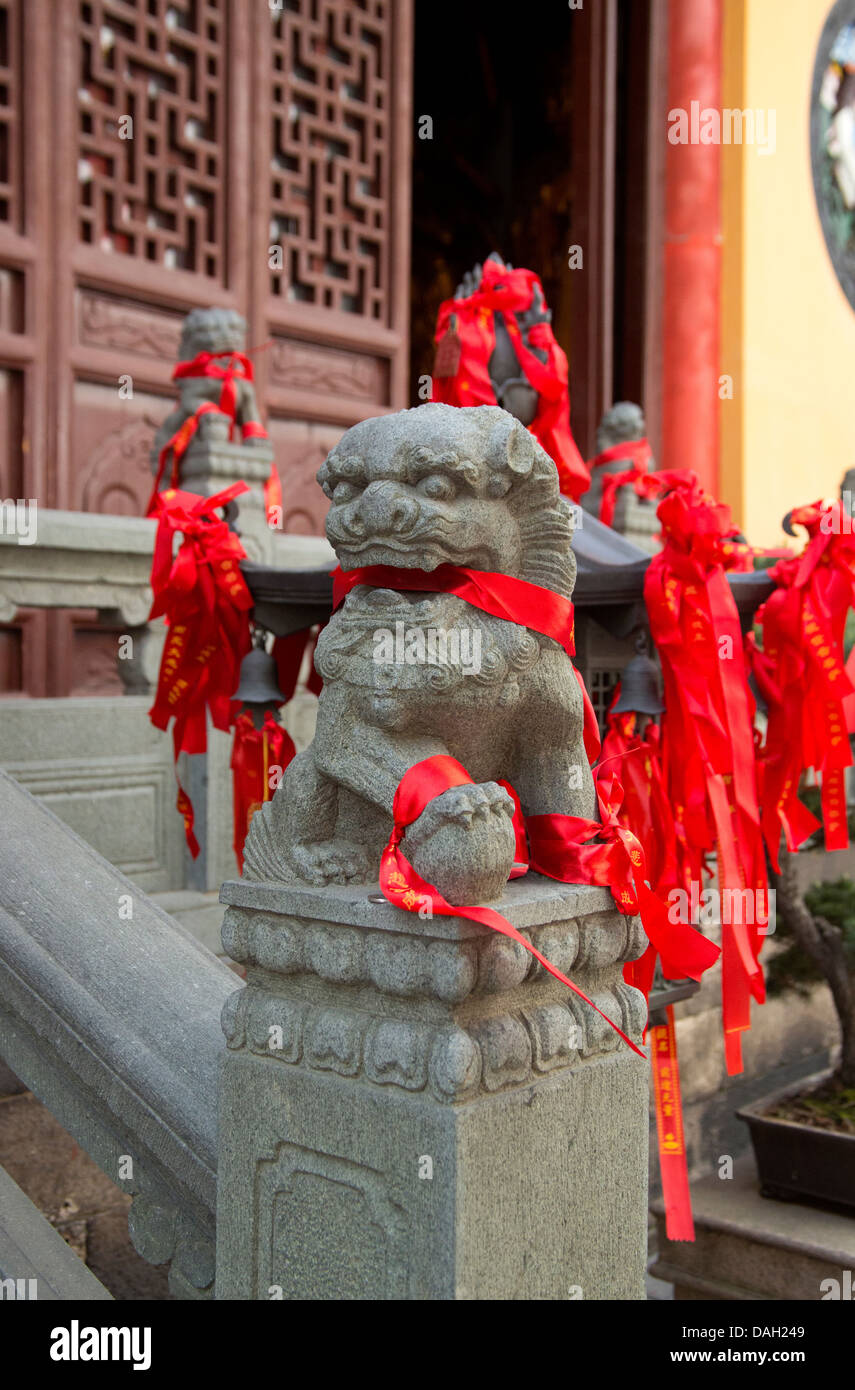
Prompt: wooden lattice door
<box><xmin>0</xmin><ymin>0</ymin><xmax>412</xmax><ymax>694</ymax></box>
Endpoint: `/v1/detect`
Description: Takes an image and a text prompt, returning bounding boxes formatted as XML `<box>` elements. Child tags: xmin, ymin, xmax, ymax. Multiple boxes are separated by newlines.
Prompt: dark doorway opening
<box><xmin>409</xmin><ymin>0</ymin><xmax>659</xmax><ymax>457</ymax></box>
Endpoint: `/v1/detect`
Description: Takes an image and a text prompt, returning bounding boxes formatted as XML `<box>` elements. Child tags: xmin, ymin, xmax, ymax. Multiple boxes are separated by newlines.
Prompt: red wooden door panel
<box><xmin>0</xmin><ymin>0</ymin><xmax>413</xmax><ymax>693</ymax></box>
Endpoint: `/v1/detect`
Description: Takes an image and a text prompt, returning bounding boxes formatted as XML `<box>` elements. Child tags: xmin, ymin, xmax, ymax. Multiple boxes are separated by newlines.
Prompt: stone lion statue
<box><xmin>151</xmin><ymin>307</ymin><xmax>265</xmax><ymax>465</ymax></box>
<box><xmin>243</xmin><ymin>403</ymin><xmax>596</xmax><ymax>905</ymax></box>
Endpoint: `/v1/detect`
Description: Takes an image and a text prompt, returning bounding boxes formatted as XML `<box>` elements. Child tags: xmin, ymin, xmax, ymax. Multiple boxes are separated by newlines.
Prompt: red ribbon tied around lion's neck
<box><xmin>339</xmin><ymin>558</ymin><xmax>717</xmax><ymax>1001</ymax></box>
<box><xmin>172</xmin><ymin>348</ymin><xmax>256</xmax><ymax>418</ymax></box>
<box><xmin>332</xmin><ymin>563</ymin><xmax>576</xmax><ymax>658</ymax></box>
<box><xmin>587</xmin><ymin>438</ymin><xmax>654</xmax><ymax>528</ymax></box>
<box><xmin>380</xmin><ymin>755</ymin><xmax>645</xmax><ymax>1057</ymax></box>
<box><xmin>147</xmin><ymin>349</ymin><xmax>271</xmax><ymax>516</ymax></box>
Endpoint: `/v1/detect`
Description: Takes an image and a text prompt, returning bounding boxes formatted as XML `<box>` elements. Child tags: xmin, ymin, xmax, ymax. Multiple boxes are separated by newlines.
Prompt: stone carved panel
<box><xmin>78</xmin><ymin>291</ymin><xmax>182</xmax><ymax>359</ymax></box>
<box><xmin>0</xmin><ymin>0</ymin><xmax>21</xmax><ymax>228</ymax></box>
<box><xmin>76</xmin><ymin>410</ymin><xmax>160</xmax><ymax>516</ymax></box>
<box><xmin>77</xmin><ymin>0</ymin><xmax>226</xmax><ymax>277</ymax></box>
<box><xmin>266</xmin><ymin>419</ymin><xmax>340</xmax><ymax>536</ymax></box>
<box><xmin>256</xmin><ymin>1143</ymin><xmax>410</xmax><ymax>1299</ymax></box>
<box><xmin>69</xmin><ymin>620</ymin><xmax>125</xmax><ymax>697</ymax></box>
<box><xmin>268</xmin><ymin>0</ymin><xmax>390</xmax><ymax>319</ymax></box>
<box><xmin>269</xmin><ymin>336</ymin><xmax>388</xmax><ymax>402</ymax></box>
<box><xmin>220</xmin><ymin>897</ymin><xmax>648</xmax><ymax>1100</ymax></box>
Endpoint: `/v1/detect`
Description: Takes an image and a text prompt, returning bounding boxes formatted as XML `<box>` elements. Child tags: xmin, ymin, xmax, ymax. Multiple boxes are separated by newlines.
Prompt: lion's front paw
<box><xmin>290</xmin><ymin>839</ymin><xmax>374</xmax><ymax>886</ymax></box>
<box><xmin>405</xmin><ymin>781</ymin><xmax>516</xmax><ymax>906</ymax></box>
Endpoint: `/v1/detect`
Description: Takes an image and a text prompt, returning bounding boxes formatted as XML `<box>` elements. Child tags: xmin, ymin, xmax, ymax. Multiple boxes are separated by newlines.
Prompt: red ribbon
<box><xmin>431</xmin><ymin>259</ymin><xmax>589</xmax><ymax>501</ymax></box>
<box><xmin>651</xmin><ymin>1005</ymin><xmax>695</xmax><ymax>1241</ymax></box>
<box><xmin>381</xmin><ymin>756</ymin><xmax>646</xmax><ymax>1057</ymax></box>
<box><xmin>599</xmin><ymin>709</ymin><xmax>691</xmax><ymax>1001</ymax></box>
<box><xmin>231</xmin><ymin>709</ymin><xmax>296</xmax><ymax>871</ymax></box>
<box><xmin>264</xmin><ymin>461</ymin><xmax>283</xmax><ymax>528</ymax></box>
<box><xmin>272</xmin><ymin>628</ymin><xmax>324</xmax><ymax>703</ymax></box>
<box><xmin>598</xmin><ymin>705</ymin><xmax>700</xmax><ymax>1240</ymax></box>
<box><xmin>147</xmin><ymin>349</ymin><xmax>271</xmax><ymax>516</ymax></box>
<box><xmin>332</xmin><ymin>563</ymin><xmax>575</xmax><ymax>657</ymax></box>
<box><xmin>171</xmin><ymin>348</ymin><xmax>256</xmax><ymax>423</ymax></box>
<box><xmin>752</xmin><ymin>500</ymin><xmax>855</xmax><ymax>866</ymax></box>
<box><xmin>147</xmin><ymin>483</ymin><xmax>254</xmax><ymax>855</ymax></box>
<box><xmin>527</xmin><ymin>772</ymin><xmax>719</xmax><ymax>986</ymax></box>
<box><xmin>644</xmin><ymin>475</ymin><xmax>767</xmax><ymax>1075</ymax></box>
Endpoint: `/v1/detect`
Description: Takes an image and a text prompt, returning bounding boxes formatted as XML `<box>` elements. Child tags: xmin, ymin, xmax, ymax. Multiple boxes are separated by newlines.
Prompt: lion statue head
<box><xmin>317</xmin><ymin>403</ymin><xmax>577</xmax><ymax>599</ymax></box>
<box><xmin>177</xmin><ymin>307</ymin><xmax>248</xmax><ymax>362</ymax></box>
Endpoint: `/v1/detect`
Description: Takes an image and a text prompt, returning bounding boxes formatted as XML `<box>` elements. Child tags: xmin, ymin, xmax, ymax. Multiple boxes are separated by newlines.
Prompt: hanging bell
<box><xmin>234</xmin><ymin>645</ymin><xmax>284</xmax><ymax>728</ymax></box>
<box><xmin>612</xmin><ymin>641</ymin><xmax>664</xmax><ymax>717</ymax></box>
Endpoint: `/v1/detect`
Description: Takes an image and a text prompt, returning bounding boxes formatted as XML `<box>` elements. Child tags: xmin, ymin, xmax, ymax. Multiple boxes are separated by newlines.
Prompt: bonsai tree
<box><xmin>767</xmin><ymin>847</ymin><xmax>855</xmax><ymax>1093</ymax></box>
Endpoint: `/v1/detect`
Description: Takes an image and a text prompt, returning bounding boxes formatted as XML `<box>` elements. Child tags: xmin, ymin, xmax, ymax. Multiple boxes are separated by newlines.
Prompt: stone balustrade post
<box><xmin>215</xmin><ymin>876</ymin><xmax>649</xmax><ymax>1300</ymax></box>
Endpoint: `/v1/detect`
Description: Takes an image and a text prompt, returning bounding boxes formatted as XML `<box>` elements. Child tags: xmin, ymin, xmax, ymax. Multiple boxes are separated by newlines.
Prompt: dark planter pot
<box><xmin>737</xmin><ymin>1069</ymin><xmax>855</xmax><ymax>1210</ymax></box>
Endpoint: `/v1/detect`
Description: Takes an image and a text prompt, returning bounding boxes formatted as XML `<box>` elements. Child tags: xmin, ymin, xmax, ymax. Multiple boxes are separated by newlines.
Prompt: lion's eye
<box><xmin>418</xmin><ymin>474</ymin><xmax>455</xmax><ymax>501</ymax></box>
<box><xmin>332</xmin><ymin>481</ymin><xmax>359</xmax><ymax>504</ymax></box>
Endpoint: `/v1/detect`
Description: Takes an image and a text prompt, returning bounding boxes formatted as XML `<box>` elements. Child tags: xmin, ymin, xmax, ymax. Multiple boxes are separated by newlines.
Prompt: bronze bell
<box><xmin>612</xmin><ymin>639</ymin><xmax>664</xmax><ymax>717</ymax></box>
<box><xmin>234</xmin><ymin>644</ymin><xmax>284</xmax><ymax>728</ymax></box>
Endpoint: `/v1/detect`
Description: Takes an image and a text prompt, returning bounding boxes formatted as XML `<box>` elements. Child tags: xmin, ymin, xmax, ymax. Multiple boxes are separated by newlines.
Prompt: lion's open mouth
<box><xmin>338</xmin><ymin>539</ymin><xmax>497</xmax><ymax>571</ymax></box>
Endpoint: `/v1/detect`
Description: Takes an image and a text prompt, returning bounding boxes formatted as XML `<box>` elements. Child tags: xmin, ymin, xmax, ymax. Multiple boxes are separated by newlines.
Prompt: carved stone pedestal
<box><xmin>215</xmin><ymin>876</ymin><xmax>649</xmax><ymax>1301</ymax></box>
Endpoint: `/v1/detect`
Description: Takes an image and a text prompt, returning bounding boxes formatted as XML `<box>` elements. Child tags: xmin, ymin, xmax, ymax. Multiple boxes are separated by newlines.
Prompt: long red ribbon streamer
<box><xmin>644</xmin><ymin>476</ymin><xmax>767</xmax><ymax>1075</ymax></box>
<box><xmin>651</xmin><ymin>1006</ymin><xmax>695</xmax><ymax>1242</ymax></box>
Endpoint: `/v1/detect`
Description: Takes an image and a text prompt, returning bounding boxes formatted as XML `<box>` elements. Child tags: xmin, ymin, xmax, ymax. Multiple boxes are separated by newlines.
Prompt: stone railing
<box><xmin>0</xmin><ymin>505</ymin><xmax>333</xmax><ymax>895</ymax></box>
<box><xmin>0</xmin><ymin>765</ymin><xmax>649</xmax><ymax>1300</ymax></box>
<box><xmin>0</xmin><ymin>504</ymin><xmax>334</xmax><ymax>693</ymax></box>
<box><xmin>0</xmin><ymin>508</ymin><xmax>156</xmax><ymax>628</ymax></box>
<box><xmin>216</xmin><ymin>874</ymin><xmax>649</xmax><ymax>1300</ymax></box>
<box><xmin>0</xmin><ymin>769</ymin><xmax>241</xmax><ymax>1298</ymax></box>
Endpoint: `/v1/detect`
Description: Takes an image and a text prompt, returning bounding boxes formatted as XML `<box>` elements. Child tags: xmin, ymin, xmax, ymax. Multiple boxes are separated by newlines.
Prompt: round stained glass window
<box><xmin>811</xmin><ymin>1</ymin><xmax>855</xmax><ymax>311</ymax></box>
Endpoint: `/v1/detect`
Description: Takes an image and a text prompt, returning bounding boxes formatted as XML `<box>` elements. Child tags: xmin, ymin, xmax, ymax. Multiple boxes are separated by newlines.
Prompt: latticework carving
<box><xmin>0</xmin><ymin>0</ymin><xmax>21</xmax><ymax>227</ymax></box>
<box><xmin>269</xmin><ymin>0</ymin><xmax>389</xmax><ymax>320</ymax></box>
<box><xmin>77</xmin><ymin>0</ymin><xmax>225</xmax><ymax>277</ymax></box>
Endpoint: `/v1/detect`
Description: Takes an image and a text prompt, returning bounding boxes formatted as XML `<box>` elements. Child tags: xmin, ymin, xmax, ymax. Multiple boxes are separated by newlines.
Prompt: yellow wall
<box><xmin>720</xmin><ymin>0</ymin><xmax>855</xmax><ymax>547</ymax></box>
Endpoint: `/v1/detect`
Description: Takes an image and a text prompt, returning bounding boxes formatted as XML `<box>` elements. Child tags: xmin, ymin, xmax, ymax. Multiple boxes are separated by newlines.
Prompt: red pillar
<box><xmin>661</xmin><ymin>0</ymin><xmax>722</xmax><ymax>496</ymax></box>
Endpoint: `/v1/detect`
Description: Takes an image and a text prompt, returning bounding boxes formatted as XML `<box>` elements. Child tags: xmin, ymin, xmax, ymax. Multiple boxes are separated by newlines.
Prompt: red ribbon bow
<box><xmin>527</xmin><ymin>773</ymin><xmax>719</xmax><ymax>987</ymax></box>
<box><xmin>147</xmin><ymin>483</ymin><xmax>253</xmax><ymax>855</ymax></box>
<box><xmin>380</xmin><ymin>755</ymin><xmax>646</xmax><ymax>1057</ymax></box>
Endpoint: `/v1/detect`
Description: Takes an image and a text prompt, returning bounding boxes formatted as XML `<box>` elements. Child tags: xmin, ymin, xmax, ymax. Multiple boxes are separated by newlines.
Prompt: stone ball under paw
<box><xmin>405</xmin><ymin>781</ymin><xmax>516</xmax><ymax>906</ymax></box>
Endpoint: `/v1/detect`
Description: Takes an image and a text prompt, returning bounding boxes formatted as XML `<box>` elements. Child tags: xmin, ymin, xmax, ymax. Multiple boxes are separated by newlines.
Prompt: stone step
<box><xmin>0</xmin><ymin>1163</ymin><xmax>112</xmax><ymax>1301</ymax></box>
<box><xmin>650</xmin><ymin>1154</ymin><xmax>855</xmax><ymax>1300</ymax></box>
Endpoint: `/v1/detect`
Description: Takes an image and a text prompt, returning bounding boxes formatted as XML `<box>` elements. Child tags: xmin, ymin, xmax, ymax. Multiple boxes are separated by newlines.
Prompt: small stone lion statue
<box><xmin>243</xmin><ymin>403</ymin><xmax>597</xmax><ymax>905</ymax></box>
<box><xmin>151</xmin><ymin>307</ymin><xmax>266</xmax><ymax>464</ymax></box>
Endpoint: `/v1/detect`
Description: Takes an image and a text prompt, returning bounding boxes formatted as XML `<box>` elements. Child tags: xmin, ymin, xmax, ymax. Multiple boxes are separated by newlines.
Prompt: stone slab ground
<box><xmin>0</xmin><ymin>1084</ymin><xmax>171</xmax><ymax>1300</ymax></box>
